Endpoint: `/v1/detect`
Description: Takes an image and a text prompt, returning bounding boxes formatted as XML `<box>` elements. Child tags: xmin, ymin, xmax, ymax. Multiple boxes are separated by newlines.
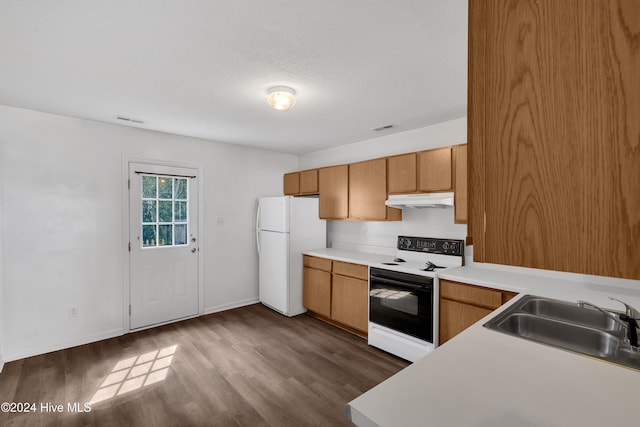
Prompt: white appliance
<box><xmin>369</xmin><ymin>236</ymin><xmax>465</xmax><ymax>362</ymax></box>
<box><xmin>384</xmin><ymin>192</ymin><xmax>454</xmax><ymax>209</ymax></box>
<box><xmin>256</xmin><ymin>196</ymin><xmax>326</xmax><ymax>316</ymax></box>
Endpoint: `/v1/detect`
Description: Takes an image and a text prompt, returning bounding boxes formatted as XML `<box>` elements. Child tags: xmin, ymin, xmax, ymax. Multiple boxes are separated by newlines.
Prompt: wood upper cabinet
<box><xmin>387</xmin><ymin>153</ymin><xmax>417</xmax><ymax>194</ymax></box>
<box><xmin>349</xmin><ymin>158</ymin><xmax>401</xmax><ymax>221</ymax></box>
<box><xmin>318</xmin><ymin>165</ymin><xmax>349</xmax><ymax>219</ymax></box>
<box><xmin>453</xmin><ymin>144</ymin><xmax>468</xmax><ymax>224</ymax></box>
<box><xmin>299</xmin><ymin>169</ymin><xmax>318</xmax><ymax>194</ymax></box>
<box><xmin>469</xmin><ymin>0</ymin><xmax>640</xmax><ymax>279</ymax></box>
<box><xmin>283</xmin><ymin>172</ymin><xmax>299</xmax><ymax>195</ymax></box>
<box><xmin>439</xmin><ymin>279</ymin><xmax>517</xmax><ymax>345</ymax></box>
<box><xmin>283</xmin><ymin>169</ymin><xmax>318</xmax><ymax>195</ymax></box>
<box><xmin>418</xmin><ymin>147</ymin><xmax>452</xmax><ymax>192</ymax></box>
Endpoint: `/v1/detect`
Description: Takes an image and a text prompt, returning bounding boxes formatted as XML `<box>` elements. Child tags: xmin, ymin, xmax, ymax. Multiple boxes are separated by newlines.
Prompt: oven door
<box><xmin>369</xmin><ymin>267</ymin><xmax>434</xmax><ymax>343</ymax></box>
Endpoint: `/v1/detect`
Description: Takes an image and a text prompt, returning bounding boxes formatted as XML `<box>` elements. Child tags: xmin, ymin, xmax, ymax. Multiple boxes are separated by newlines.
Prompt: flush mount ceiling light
<box><xmin>267</xmin><ymin>86</ymin><xmax>296</xmax><ymax>111</ymax></box>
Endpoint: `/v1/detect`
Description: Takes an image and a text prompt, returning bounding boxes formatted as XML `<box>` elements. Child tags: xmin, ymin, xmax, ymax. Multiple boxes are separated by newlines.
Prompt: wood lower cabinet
<box><xmin>331</xmin><ymin>274</ymin><xmax>368</xmax><ymax>332</ymax></box>
<box><xmin>303</xmin><ymin>256</ymin><xmax>332</xmax><ymax>318</ymax></box>
<box><xmin>303</xmin><ymin>255</ymin><xmax>369</xmax><ymax>337</ymax></box>
<box><xmin>318</xmin><ymin>165</ymin><xmax>349</xmax><ymax>219</ymax></box>
<box><xmin>439</xmin><ymin>279</ymin><xmax>517</xmax><ymax>344</ymax></box>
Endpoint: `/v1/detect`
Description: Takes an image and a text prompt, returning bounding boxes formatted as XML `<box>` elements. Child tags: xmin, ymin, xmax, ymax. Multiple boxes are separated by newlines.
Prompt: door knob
<box><xmin>191</xmin><ymin>237</ymin><xmax>196</xmax><ymax>243</ymax></box>
<box><xmin>191</xmin><ymin>248</ymin><xmax>197</xmax><ymax>253</ymax></box>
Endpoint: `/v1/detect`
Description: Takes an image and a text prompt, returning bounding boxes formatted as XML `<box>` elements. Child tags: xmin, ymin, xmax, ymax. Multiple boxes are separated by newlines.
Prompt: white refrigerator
<box><xmin>256</xmin><ymin>196</ymin><xmax>326</xmax><ymax>316</ymax></box>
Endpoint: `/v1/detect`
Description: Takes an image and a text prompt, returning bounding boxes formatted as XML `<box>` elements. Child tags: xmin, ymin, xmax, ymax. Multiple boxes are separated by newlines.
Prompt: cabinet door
<box><xmin>349</xmin><ymin>158</ymin><xmax>388</xmax><ymax>220</ymax></box>
<box><xmin>318</xmin><ymin>165</ymin><xmax>349</xmax><ymax>219</ymax></box>
<box><xmin>439</xmin><ymin>299</ymin><xmax>492</xmax><ymax>344</ymax></box>
<box><xmin>387</xmin><ymin>153</ymin><xmax>417</xmax><ymax>194</ymax></box>
<box><xmin>303</xmin><ymin>267</ymin><xmax>331</xmax><ymax>317</ymax></box>
<box><xmin>299</xmin><ymin>169</ymin><xmax>318</xmax><ymax>195</ymax></box>
<box><xmin>283</xmin><ymin>172</ymin><xmax>300</xmax><ymax>195</ymax></box>
<box><xmin>453</xmin><ymin>144</ymin><xmax>467</xmax><ymax>224</ymax></box>
<box><xmin>418</xmin><ymin>147</ymin><xmax>452</xmax><ymax>192</ymax></box>
<box><xmin>331</xmin><ymin>275</ymin><xmax>368</xmax><ymax>332</ymax></box>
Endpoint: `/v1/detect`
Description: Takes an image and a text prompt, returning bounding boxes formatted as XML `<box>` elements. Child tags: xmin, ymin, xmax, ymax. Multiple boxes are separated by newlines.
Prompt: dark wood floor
<box><xmin>0</xmin><ymin>304</ymin><xmax>408</xmax><ymax>426</ymax></box>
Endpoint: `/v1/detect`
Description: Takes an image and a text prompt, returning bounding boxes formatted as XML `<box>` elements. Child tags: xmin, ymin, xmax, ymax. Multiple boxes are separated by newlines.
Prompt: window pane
<box><xmin>159</xmin><ymin>178</ymin><xmax>172</xmax><ymax>199</ymax></box>
<box><xmin>142</xmin><ymin>176</ymin><xmax>157</xmax><ymax>198</ymax></box>
<box><xmin>158</xmin><ymin>201</ymin><xmax>172</xmax><ymax>222</ymax></box>
<box><xmin>158</xmin><ymin>225</ymin><xmax>173</xmax><ymax>246</ymax></box>
<box><xmin>143</xmin><ymin>225</ymin><xmax>157</xmax><ymax>247</ymax></box>
<box><xmin>175</xmin><ymin>179</ymin><xmax>187</xmax><ymax>200</ymax></box>
<box><xmin>142</xmin><ymin>200</ymin><xmax>156</xmax><ymax>223</ymax></box>
<box><xmin>174</xmin><ymin>201</ymin><xmax>187</xmax><ymax>222</ymax></box>
<box><xmin>175</xmin><ymin>224</ymin><xmax>187</xmax><ymax>245</ymax></box>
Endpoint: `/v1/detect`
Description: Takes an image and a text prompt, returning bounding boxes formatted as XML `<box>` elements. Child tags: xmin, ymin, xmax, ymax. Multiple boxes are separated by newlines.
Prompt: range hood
<box><xmin>385</xmin><ymin>192</ymin><xmax>454</xmax><ymax>209</ymax></box>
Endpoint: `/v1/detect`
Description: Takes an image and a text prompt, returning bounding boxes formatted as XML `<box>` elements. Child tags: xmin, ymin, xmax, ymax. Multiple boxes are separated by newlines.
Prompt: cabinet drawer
<box><xmin>440</xmin><ymin>279</ymin><xmax>503</xmax><ymax>309</ymax></box>
<box><xmin>331</xmin><ymin>275</ymin><xmax>368</xmax><ymax>332</ymax></box>
<box><xmin>303</xmin><ymin>255</ymin><xmax>332</xmax><ymax>272</ymax></box>
<box><xmin>333</xmin><ymin>261</ymin><xmax>368</xmax><ymax>280</ymax></box>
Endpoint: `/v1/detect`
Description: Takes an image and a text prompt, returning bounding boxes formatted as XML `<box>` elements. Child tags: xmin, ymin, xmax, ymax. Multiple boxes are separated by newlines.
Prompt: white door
<box><xmin>258</xmin><ymin>230</ymin><xmax>289</xmax><ymax>314</ymax></box>
<box><xmin>129</xmin><ymin>162</ymin><xmax>199</xmax><ymax>329</ymax></box>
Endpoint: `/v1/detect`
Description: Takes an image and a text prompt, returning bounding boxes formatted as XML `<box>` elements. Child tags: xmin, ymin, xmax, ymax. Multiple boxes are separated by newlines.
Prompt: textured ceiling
<box><xmin>0</xmin><ymin>0</ymin><xmax>467</xmax><ymax>154</ymax></box>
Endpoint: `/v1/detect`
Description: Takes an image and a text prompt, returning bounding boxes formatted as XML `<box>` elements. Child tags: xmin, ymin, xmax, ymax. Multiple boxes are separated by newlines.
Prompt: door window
<box><xmin>140</xmin><ymin>175</ymin><xmax>189</xmax><ymax>248</ymax></box>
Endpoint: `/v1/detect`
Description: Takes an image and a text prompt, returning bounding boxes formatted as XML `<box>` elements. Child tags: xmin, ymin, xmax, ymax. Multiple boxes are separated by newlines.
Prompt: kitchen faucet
<box><xmin>577</xmin><ymin>299</ymin><xmax>639</xmax><ymax>348</ymax></box>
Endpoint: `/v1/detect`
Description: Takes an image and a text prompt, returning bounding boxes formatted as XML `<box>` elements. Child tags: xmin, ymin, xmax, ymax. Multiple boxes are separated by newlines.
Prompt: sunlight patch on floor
<box><xmin>89</xmin><ymin>345</ymin><xmax>177</xmax><ymax>404</ymax></box>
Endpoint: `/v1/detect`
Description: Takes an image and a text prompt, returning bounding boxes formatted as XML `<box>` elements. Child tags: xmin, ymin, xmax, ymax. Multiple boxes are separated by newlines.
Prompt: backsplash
<box><xmin>327</xmin><ymin>207</ymin><xmax>467</xmax><ymax>255</ymax></box>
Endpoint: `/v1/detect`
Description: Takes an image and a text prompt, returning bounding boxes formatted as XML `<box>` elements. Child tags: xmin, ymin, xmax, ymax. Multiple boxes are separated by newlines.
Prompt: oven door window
<box><xmin>369</xmin><ymin>271</ymin><xmax>433</xmax><ymax>343</ymax></box>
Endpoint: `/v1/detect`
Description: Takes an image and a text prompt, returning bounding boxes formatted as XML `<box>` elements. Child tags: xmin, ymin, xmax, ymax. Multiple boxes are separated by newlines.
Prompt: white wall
<box><xmin>0</xmin><ymin>105</ymin><xmax>297</xmax><ymax>361</ymax></box>
<box><xmin>299</xmin><ymin>117</ymin><xmax>468</xmax><ymax>254</ymax></box>
<box><xmin>0</xmin><ymin>136</ymin><xmax>4</xmax><ymax>371</ymax></box>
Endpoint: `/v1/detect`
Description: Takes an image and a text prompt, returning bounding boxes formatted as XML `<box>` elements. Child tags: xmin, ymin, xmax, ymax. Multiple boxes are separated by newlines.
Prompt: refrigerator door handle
<box><xmin>256</xmin><ymin>201</ymin><xmax>261</xmax><ymax>256</ymax></box>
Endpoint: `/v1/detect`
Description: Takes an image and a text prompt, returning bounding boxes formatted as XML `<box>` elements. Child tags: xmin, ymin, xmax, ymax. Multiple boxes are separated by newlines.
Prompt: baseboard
<box><xmin>203</xmin><ymin>297</ymin><xmax>260</xmax><ymax>315</ymax></box>
<box><xmin>3</xmin><ymin>328</ymin><xmax>124</xmax><ymax>363</ymax></box>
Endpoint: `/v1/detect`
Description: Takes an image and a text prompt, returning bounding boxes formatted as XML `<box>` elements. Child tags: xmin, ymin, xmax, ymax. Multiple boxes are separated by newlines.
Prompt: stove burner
<box><xmin>393</xmin><ymin>258</ymin><xmax>406</xmax><ymax>263</ymax></box>
<box><xmin>381</xmin><ymin>262</ymin><xmax>399</xmax><ymax>266</ymax></box>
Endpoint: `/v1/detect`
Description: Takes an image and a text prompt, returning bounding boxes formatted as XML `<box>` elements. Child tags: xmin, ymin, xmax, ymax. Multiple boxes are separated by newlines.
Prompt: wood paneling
<box><xmin>299</xmin><ymin>169</ymin><xmax>318</xmax><ymax>194</ymax></box>
<box><xmin>319</xmin><ymin>165</ymin><xmax>349</xmax><ymax>219</ymax></box>
<box><xmin>418</xmin><ymin>147</ymin><xmax>452</xmax><ymax>192</ymax></box>
<box><xmin>303</xmin><ymin>267</ymin><xmax>331</xmax><ymax>317</ymax></box>
<box><xmin>469</xmin><ymin>0</ymin><xmax>640</xmax><ymax>279</ymax></box>
<box><xmin>283</xmin><ymin>172</ymin><xmax>299</xmax><ymax>195</ymax></box>
<box><xmin>387</xmin><ymin>153</ymin><xmax>417</xmax><ymax>193</ymax></box>
<box><xmin>453</xmin><ymin>144</ymin><xmax>468</xmax><ymax>224</ymax></box>
<box><xmin>0</xmin><ymin>304</ymin><xmax>408</xmax><ymax>426</ymax></box>
<box><xmin>349</xmin><ymin>158</ymin><xmax>388</xmax><ymax>220</ymax></box>
<box><xmin>303</xmin><ymin>255</ymin><xmax>332</xmax><ymax>272</ymax></box>
<box><xmin>331</xmin><ymin>275</ymin><xmax>368</xmax><ymax>332</ymax></box>
<box><xmin>333</xmin><ymin>260</ymin><xmax>368</xmax><ymax>281</ymax></box>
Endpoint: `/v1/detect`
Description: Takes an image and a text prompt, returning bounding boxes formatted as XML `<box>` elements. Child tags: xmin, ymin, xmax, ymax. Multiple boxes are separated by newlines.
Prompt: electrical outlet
<box><xmin>69</xmin><ymin>307</ymin><xmax>79</xmax><ymax>318</ymax></box>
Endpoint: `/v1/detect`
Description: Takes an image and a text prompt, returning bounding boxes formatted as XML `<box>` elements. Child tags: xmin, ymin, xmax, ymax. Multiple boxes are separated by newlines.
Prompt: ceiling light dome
<box><xmin>267</xmin><ymin>86</ymin><xmax>296</xmax><ymax>111</ymax></box>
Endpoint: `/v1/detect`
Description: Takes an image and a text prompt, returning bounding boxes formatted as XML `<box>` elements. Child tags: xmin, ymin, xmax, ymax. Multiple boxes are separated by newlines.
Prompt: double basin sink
<box><xmin>484</xmin><ymin>295</ymin><xmax>640</xmax><ymax>371</ymax></box>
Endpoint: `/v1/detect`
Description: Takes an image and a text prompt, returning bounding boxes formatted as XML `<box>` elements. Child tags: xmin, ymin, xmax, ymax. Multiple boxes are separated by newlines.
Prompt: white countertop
<box><xmin>328</xmin><ymin>256</ymin><xmax>640</xmax><ymax>426</ymax></box>
<box><xmin>304</xmin><ymin>248</ymin><xmax>392</xmax><ymax>266</ymax></box>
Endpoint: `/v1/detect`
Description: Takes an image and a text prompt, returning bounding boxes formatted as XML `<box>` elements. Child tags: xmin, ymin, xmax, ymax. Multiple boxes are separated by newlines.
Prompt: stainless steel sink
<box><xmin>518</xmin><ymin>296</ymin><xmax>624</xmax><ymax>332</ymax></box>
<box><xmin>484</xmin><ymin>295</ymin><xmax>640</xmax><ymax>371</ymax></box>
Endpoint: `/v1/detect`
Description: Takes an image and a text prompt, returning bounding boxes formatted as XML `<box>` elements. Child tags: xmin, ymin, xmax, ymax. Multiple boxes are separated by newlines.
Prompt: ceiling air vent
<box><xmin>115</xmin><ymin>115</ymin><xmax>145</xmax><ymax>124</ymax></box>
<box><xmin>373</xmin><ymin>124</ymin><xmax>395</xmax><ymax>132</ymax></box>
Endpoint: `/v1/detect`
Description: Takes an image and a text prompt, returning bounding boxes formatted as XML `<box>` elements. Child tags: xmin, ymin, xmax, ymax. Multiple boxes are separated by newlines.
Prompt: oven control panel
<box><xmin>397</xmin><ymin>236</ymin><xmax>464</xmax><ymax>256</ymax></box>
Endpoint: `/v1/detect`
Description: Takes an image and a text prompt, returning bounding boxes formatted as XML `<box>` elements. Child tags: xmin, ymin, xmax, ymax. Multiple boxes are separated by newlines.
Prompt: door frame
<box><xmin>122</xmin><ymin>156</ymin><xmax>204</xmax><ymax>333</ymax></box>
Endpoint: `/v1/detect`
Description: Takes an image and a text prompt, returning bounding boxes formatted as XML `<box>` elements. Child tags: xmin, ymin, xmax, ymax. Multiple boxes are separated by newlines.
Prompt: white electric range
<box><xmin>368</xmin><ymin>236</ymin><xmax>465</xmax><ymax>362</ymax></box>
